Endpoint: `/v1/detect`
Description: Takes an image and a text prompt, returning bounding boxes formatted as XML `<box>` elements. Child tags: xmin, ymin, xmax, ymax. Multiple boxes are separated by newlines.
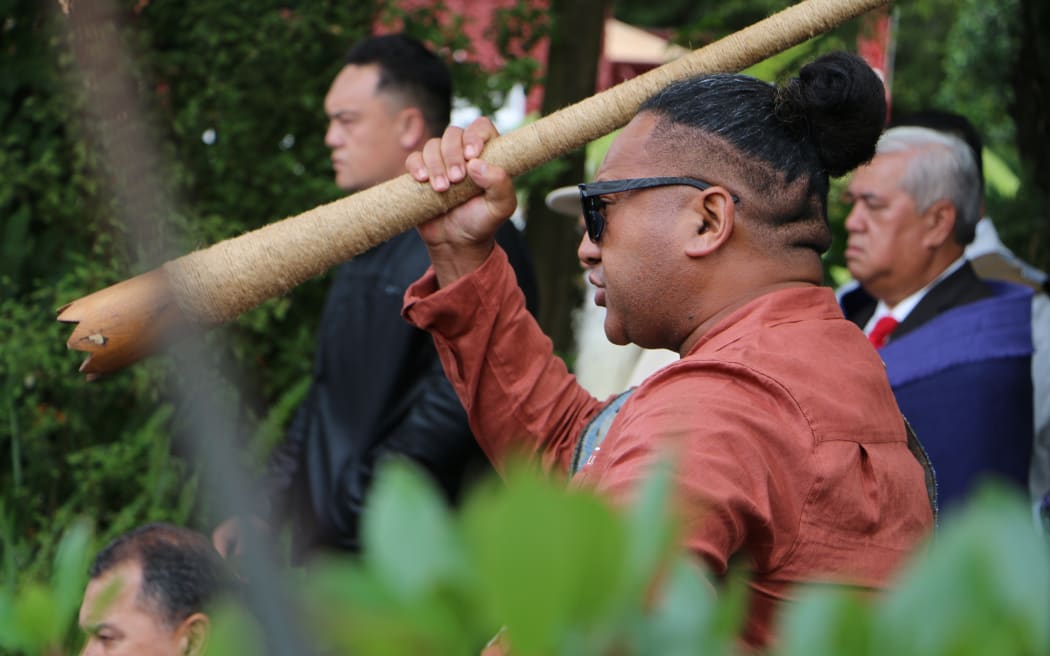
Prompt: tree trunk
<box><xmin>525</xmin><ymin>0</ymin><xmax>610</xmax><ymax>359</ymax></box>
<box><xmin>1010</xmin><ymin>0</ymin><xmax>1050</xmax><ymax>274</ymax></box>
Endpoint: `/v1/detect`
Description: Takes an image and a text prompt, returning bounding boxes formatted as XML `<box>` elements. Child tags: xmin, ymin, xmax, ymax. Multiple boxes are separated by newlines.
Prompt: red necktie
<box><xmin>869</xmin><ymin>316</ymin><xmax>899</xmax><ymax>349</ymax></box>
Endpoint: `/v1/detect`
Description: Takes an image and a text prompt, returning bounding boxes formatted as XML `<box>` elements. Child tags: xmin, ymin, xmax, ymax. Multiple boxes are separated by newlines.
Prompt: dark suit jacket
<box><xmin>840</xmin><ymin>262</ymin><xmax>1033</xmax><ymax>509</ymax></box>
<box><xmin>840</xmin><ymin>261</ymin><xmax>994</xmax><ymax>342</ymax></box>
<box><xmin>264</xmin><ymin>223</ymin><xmax>538</xmax><ymax>559</ymax></box>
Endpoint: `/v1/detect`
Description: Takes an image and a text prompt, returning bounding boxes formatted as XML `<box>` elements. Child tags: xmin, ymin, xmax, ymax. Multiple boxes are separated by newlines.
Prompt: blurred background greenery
<box><xmin>1</xmin><ymin>0</ymin><xmax>1047</xmax><ymax>652</ymax></box>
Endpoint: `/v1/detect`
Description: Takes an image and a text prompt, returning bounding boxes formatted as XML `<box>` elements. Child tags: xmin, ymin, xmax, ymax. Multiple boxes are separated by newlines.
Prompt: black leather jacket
<box><xmin>263</xmin><ymin>223</ymin><xmax>537</xmax><ymax>557</ymax></box>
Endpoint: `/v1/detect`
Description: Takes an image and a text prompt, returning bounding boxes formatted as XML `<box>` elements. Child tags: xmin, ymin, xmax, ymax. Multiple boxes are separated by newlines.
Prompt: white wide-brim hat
<box><xmin>544</xmin><ymin>185</ymin><xmax>580</xmax><ymax>218</ymax></box>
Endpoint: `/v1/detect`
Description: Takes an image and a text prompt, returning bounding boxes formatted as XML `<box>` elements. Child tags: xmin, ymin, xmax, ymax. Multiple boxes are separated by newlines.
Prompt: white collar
<box><xmin>864</xmin><ymin>256</ymin><xmax>967</xmax><ymax>334</ymax></box>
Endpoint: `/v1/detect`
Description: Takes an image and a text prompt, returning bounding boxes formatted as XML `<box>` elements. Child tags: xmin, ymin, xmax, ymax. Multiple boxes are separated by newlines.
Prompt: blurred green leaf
<box><xmin>872</xmin><ymin>485</ymin><xmax>1050</xmax><ymax>656</ymax></box>
<box><xmin>204</xmin><ymin>601</ymin><xmax>266</xmax><ymax>656</ymax></box>
<box><xmin>49</xmin><ymin>519</ymin><xmax>94</xmax><ymax>636</ymax></box>
<box><xmin>632</xmin><ymin>556</ymin><xmax>725</xmax><ymax>656</ymax></box>
<box><xmin>362</xmin><ymin>460</ymin><xmax>469</xmax><ymax>601</ymax></box>
<box><xmin>11</xmin><ymin>583</ymin><xmax>63</xmax><ymax>650</ymax></box>
<box><xmin>461</xmin><ymin>465</ymin><xmax>629</xmax><ymax>655</ymax></box>
<box><xmin>305</xmin><ymin>553</ymin><xmax>486</xmax><ymax>655</ymax></box>
<box><xmin>0</xmin><ymin>591</ymin><xmax>19</xmax><ymax>649</ymax></box>
<box><xmin>620</xmin><ymin>458</ymin><xmax>679</xmax><ymax>602</ymax></box>
<box><xmin>778</xmin><ymin>588</ymin><xmax>874</xmax><ymax>656</ymax></box>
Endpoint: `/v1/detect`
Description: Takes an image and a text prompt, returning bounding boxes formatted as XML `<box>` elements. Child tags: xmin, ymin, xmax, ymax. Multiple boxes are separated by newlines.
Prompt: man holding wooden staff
<box><xmin>211</xmin><ymin>34</ymin><xmax>537</xmax><ymax>562</ymax></box>
<box><xmin>402</xmin><ymin>52</ymin><xmax>934</xmax><ymax>648</ymax></box>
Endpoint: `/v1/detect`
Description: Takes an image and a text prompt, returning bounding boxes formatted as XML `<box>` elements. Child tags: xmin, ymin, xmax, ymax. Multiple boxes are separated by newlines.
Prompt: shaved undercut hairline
<box><xmin>644</xmin><ymin>120</ymin><xmax>832</xmax><ymax>255</ymax></box>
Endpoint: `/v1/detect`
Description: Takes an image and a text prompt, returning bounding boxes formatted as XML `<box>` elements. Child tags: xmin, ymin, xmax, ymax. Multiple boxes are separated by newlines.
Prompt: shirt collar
<box><xmin>865</xmin><ymin>255</ymin><xmax>967</xmax><ymax>333</ymax></box>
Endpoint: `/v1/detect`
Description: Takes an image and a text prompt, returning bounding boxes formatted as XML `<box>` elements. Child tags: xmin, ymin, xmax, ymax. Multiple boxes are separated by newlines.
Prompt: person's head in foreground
<box><xmin>844</xmin><ymin>125</ymin><xmax>982</xmax><ymax>305</ymax></box>
<box><xmin>325</xmin><ymin>33</ymin><xmax>451</xmax><ymax>192</ymax></box>
<box><xmin>79</xmin><ymin>523</ymin><xmax>228</xmax><ymax>656</ymax></box>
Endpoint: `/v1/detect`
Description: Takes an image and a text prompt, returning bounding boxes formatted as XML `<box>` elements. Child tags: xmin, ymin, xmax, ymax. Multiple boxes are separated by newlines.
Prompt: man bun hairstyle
<box><xmin>641</xmin><ymin>51</ymin><xmax>886</xmax><ymax>255</ymax></box>
<box><xmin>775</xmin><ymin>51</ymin><xmax>887</xmax><ymax>178</ymax></box>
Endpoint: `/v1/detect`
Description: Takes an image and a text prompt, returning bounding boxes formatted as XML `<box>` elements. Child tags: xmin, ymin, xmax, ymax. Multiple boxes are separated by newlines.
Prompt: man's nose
<box><xmin>844</xmin><ymin>204</ymin><xmax>864</xmax><ymax>233</ymax></box>
<box><xmin>577</xmin><ymin>228</ymin><xmax>600</xmax><ymax>269</ymax></box>
<box><xmin>324</xmin><ymin>122</ymin><xmax>342</xmax><ymax>148</ymax></box>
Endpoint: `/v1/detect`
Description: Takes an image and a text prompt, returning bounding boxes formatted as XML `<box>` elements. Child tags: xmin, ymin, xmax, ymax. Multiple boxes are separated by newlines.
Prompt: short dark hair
<box><xmin>641</xmin><ymin>52</ymin><xmax>886</xmax><ymax>255</ymax></box>
<box><xmin>89</xmin><ymin>523</ymin><xmax>228</xmax><ymax>628</ymax></box>
<box><xmin>890</xmin><ymin>109</ymin><xmax>984</xmax><ymax>192</ymax></box>
<box><xmin>344</xmin><ymin>33</ymin><xmax>452</xmax><ymax>138</ymax></box>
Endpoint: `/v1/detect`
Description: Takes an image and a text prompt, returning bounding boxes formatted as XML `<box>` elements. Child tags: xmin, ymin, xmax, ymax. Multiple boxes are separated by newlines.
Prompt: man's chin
<box><xmin>603</xmin><ymin>320</ymin><xmax>629</xmax><ymax>346</ymax></box>
<box><xmin>333</xmin><ymin>171</ymin><xmax>361</xmax><ymax>192</ymax></box>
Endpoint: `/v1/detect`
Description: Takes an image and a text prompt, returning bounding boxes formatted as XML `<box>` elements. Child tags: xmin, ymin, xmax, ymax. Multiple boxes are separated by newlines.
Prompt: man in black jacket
<box><xmin>212</xmin><ymin>34</ymin><xmax>537</xmax><ymax>560</ymax></box>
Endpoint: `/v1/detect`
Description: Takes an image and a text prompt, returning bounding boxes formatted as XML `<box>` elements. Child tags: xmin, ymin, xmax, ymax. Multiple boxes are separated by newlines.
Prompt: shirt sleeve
<box><xmin>403</xmin><ymin>245</ymin><xmax>602</xmax><ymax>475</ymax></box>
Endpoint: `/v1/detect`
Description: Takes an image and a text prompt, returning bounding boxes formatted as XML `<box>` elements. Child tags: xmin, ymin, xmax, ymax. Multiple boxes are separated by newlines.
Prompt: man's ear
<box><xmin>176</xmin><ymin>613</ymin><xmax>210</xmax><ymax>656</ymax></box>
<box><xmin>684</xmin><ymin>188</ymin><xmax>735</xmax><ymax>258</ymax></box>
<box><xmin>920</xmin><ymin>199</ymin><xmax>957</xmax><ymax>249</ymax></box>
<box><xmin>396</xmin><ymin>106</ymin><xmax>427</xmax><ymax>151</ymax></box>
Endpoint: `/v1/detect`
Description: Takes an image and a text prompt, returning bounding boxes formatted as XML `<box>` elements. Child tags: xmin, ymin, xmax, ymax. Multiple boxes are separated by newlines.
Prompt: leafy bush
<box><xmin>0</xmin><ymin>0</ymin><xmax>370</xmax><ymax>595</ymax></box>
<box><xmin>3</xmin><ymin>464</ymin><xmax>1046</xmax><ymax>655</ymax></box>
<box><xmin>0</xmin><ymin>520</ymin><xmax>92</xmax><ymax>655</ymax></box>
<box><xmin>0</xmin><ymin>0</ymin><xmax>546</xmax><ymax>606</ymax></box>
<box><xmin>290</xmin><ymin>465</ymin><xmax>1049</xmax><ymax>656</ymax></box>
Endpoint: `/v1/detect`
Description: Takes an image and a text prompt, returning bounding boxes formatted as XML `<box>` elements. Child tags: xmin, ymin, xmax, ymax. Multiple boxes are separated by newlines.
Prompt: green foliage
<box><xmin>461</xmin><ymin>470</ymin><xmax>628</xmax><ymax>652</ymax></box>
<box><xmin>203</xmin><ymin>603</ymin><xmax>267</xmax><ymax>656</ymax></box>
<box><xmin>1</xmin><ymin>465</ymin><xmax>1046</xmax><ymax>655</ymax></box>
<box><xmin>0</xmin><ymin>0</ymin><xmax>546</xmax><ymax>620</ymax></box>
<box><xmin>0</xmin><ymin>0</ymin><xmax>541</xmax><ymax>612</ymax></box>
<box><xmin>873</xmin><ymin>488</ymin><xmax>1049</xmax><ymax>656</ymax></box>
<box><xmin>777</xmin><ymin>485</ymin><xmax>1050</xmax><ymax>656</ymax></box>
<box><xmin>0</xmin><ymin>274</ymin><xmax>194</xmax><ymax>583</ymax></box>
<box><xmin>0</xmin><ymin>3</ymin><xmax>550</xmax><ymax>654</ymax></box>
<box><xmin>935</xmin><ymin>0</ymin><xmax>1020</xmax><ymax>157</ymax></box>
<box><xmin>0</xmin><ymin>0</ymin><xmax>361</xmax><ymax>589</ymax></box>
<box><xmin>298</xmin><ymin>459</ymin><xmax>738</xmax><ymax>656</ymax></box>
<box><xmin>614</xmin><ymin>0</ymin><xmax>788</xmax><ymax>41</ymax></box>
<box><xmin>285</xmin><ymin>470</ymin><xmax>1050</xmax><ymax>656</ymax></box>
<box><xmin>0</xmin><ymin>520</ymin><xmax>92</xmax><ymax>655</ymax></box>
<box><xmin>377</xmin><ymin>0</ymin><xmax>546</xmax><ymax>117</ymax></box>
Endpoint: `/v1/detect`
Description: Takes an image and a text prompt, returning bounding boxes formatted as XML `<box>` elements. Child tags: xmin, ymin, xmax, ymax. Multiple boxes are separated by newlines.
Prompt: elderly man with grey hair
<box><xmin>840</xmin><ymin>125</ymin><xmax>1035</xmax><ymax>511</ymax></box>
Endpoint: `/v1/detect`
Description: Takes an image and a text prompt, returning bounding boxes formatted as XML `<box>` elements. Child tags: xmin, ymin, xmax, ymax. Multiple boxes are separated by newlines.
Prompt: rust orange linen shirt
<box><xmin>403</xmin><ymin>246</ymin><xmax>934</xmax><ymax>648</ymax></box>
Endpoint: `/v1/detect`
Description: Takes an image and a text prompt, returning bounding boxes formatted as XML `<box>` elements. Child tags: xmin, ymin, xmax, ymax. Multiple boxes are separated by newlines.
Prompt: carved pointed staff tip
<box><xmin>57</xmin><ymin>269</ymin><xmax>198</xmax><ymax>380</ymax></box>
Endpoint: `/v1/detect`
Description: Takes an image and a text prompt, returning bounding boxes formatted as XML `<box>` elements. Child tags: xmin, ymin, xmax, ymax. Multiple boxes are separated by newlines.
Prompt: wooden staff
<box><xmin>58</xmin><ymin>0</ymin><xmax>889</xmax><ymax>379</ymax></box>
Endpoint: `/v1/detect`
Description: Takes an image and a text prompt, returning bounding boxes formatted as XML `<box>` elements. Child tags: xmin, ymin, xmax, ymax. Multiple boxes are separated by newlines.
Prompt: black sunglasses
<box><xmin>577</xmin><ymin>176</ymin><xmax>739</xmax><ymax>243</ymax></box>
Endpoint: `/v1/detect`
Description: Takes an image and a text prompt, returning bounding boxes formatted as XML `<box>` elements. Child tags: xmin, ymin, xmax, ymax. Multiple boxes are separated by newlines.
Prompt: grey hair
<box><xmin>876</xmin><ymin>126</ymin><xmax>982</xmax><ymax>245</ymax></box>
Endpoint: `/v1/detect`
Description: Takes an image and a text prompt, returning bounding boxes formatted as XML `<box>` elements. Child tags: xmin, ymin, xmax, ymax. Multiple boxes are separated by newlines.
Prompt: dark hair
<box><xmin>89</xmin><ymin>523</ymin><xmax>228</xmax><ymax>628</ymax></box>
<box><xmin>890</xmin><ymin>109</ymin><xmax>984</xmax><ymax>192</ymax></box>
<box><xmin>640</xmin><ymin>52</ymin><xmax>886</xmax><ymax>254</ymax></box>
<box><xmin>344</xmin><ymin>33</ymin><xmax>452</xmax><ymax>138</ymax></box>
